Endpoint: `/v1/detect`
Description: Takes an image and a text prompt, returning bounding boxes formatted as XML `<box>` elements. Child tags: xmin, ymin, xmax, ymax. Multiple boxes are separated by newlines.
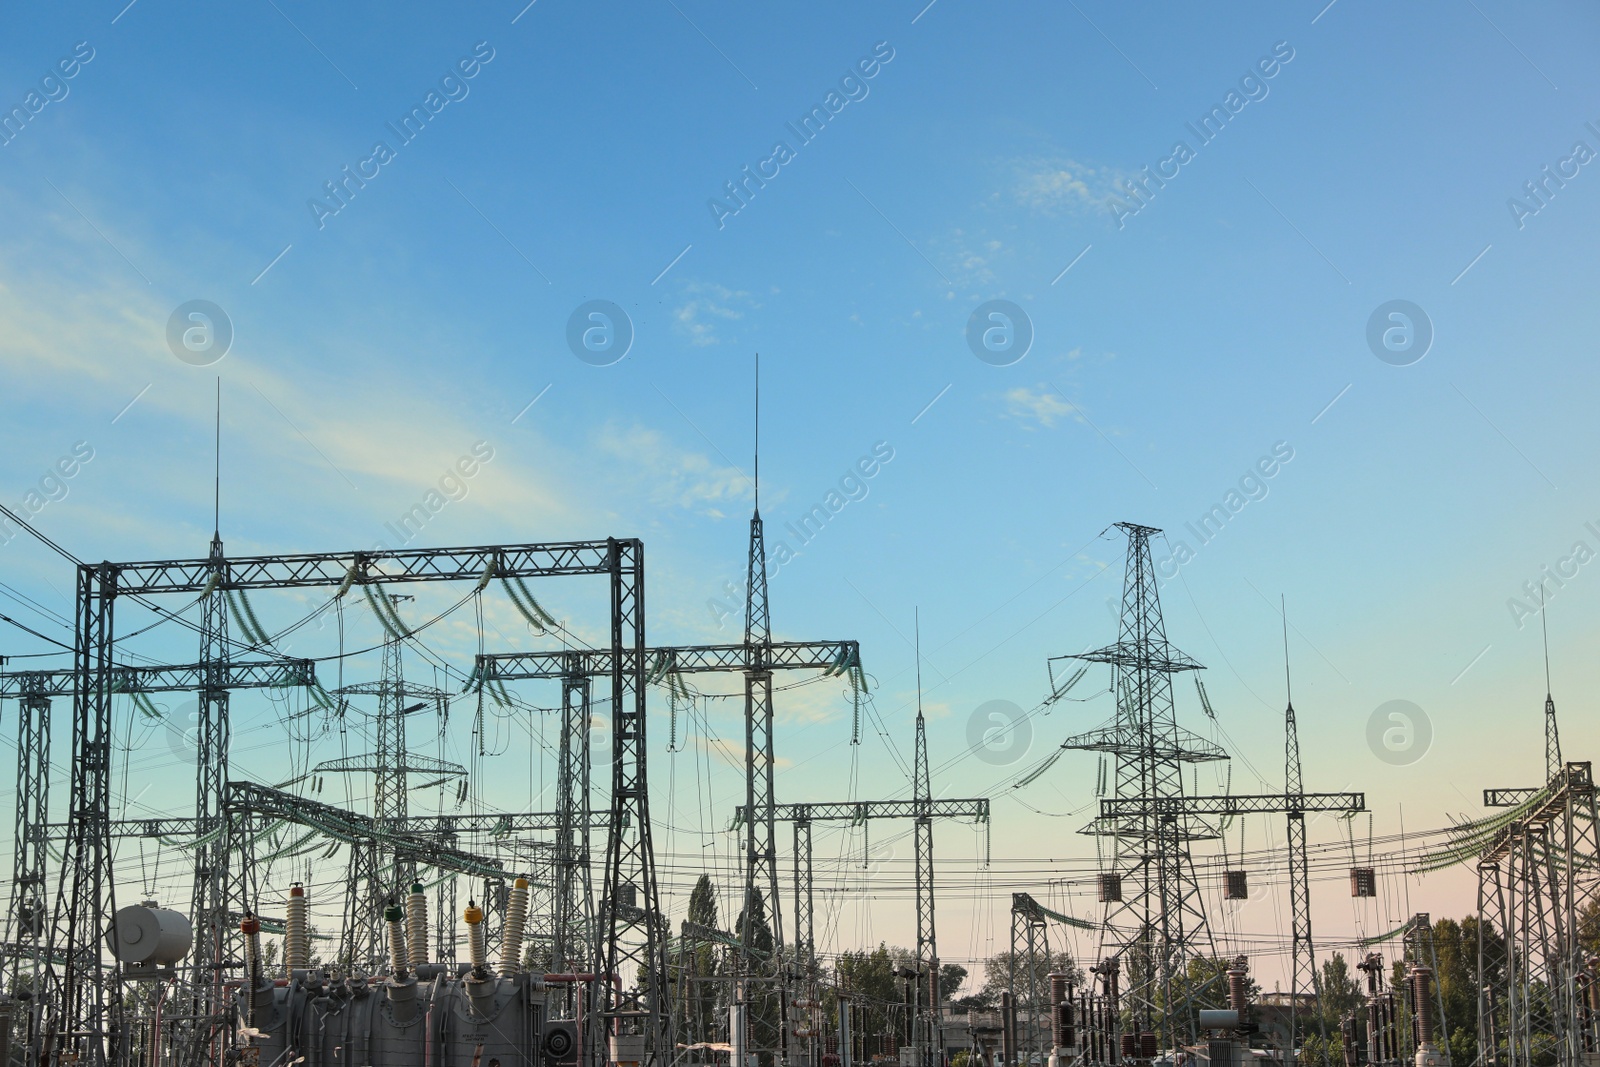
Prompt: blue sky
<box><xmin>3</xmin><ymin>0</ymin><xmax>1600</xmax><ymax>984</ymax></box>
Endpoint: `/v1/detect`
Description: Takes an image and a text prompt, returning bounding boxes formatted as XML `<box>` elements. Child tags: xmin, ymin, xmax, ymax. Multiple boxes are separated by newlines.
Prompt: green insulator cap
<box><xmin>384</xmin><ymin>904</ymin><xmax>404</xmax><ymax>922</ymax></box>
<box><xmin>411</xmin><ymin>883</ymin><xmax>425</xmax><ymax>894</ymax></box>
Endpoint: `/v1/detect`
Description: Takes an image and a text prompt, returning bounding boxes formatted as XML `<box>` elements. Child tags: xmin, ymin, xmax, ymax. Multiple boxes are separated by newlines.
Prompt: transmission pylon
<box><xmin>1284</xmin><ymin>655</ymin><xmax>1320</xmax><ymax>1060</ymax></box>
<box><xmin>1061</xmin><ymin>523</ymin><xmax>1220</xmax><ymax>1046</ymax></box>
<box><xmin>316</xmin><ymin>600</ymin><xmax>465</xmax><ymax>970</ymax></box>
<box><xmin>740</xmin><ymin>357</ymin><xmax>789</xmax><ymax>1066</ymax></box>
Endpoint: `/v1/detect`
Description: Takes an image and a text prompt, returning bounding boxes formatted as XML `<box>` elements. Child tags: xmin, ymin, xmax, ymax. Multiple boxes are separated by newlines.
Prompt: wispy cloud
<box><xmin>1003</xmin><ymin>385</ymin><xmax>1083</xmax><ymax>429</ymax></box>
<box><xmin>1012</xmin><ymin>156</ymin><xmax>1120</xmax><ymax>215</ymax></box>
<box><xmin>596</xmin><ymin>422</ymin><xmax>752</xmax><ymax>515</ymax></box>
<box><xmin>672</xmin><ymin>281</ymin><xmax>756</xmax><ymax>347</ymax></box>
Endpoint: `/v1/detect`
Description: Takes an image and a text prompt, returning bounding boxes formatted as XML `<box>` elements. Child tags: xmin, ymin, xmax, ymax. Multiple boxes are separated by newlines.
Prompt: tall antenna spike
<box><xmin>1540</xmin><ymin>586</ymin><xmax>1561</xmax><ymax>779</ymax></box>
<box><xmin>914</xmin><ymin>607</ymin><xmax>922</xmax><ymax>719</ymax></box>
<box><xmin>1540</xmin><ymin>585</ymin><xmax>1552</xmax><ymax>696</ymax></box>
<box><xmin>214</xmin><ymin>377</ymin><xmax>222</xmax><ymax>539</ymax></box>
<box><xmin>753</xmin><ymin>352</ymin><xmax>760</xmax><ymax>513</ymax></box>
<box><xmin>1281</xmin><ymin>594</ymin><xmax>1292</xmax><ymax>706</ymax></box>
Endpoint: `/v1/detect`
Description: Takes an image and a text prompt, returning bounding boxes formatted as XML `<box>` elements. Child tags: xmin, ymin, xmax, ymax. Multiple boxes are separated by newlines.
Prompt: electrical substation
<box><xmin>1</xmin><ymin>505</ymin><xmax>1594</xmax><ymax>1067</ymax></box>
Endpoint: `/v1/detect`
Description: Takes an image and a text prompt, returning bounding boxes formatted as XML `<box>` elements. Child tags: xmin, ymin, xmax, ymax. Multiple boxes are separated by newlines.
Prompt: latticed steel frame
<box><xmin>1475</xmin><ymin>762</ymin><xmax>1600</xmax><ymax>1067</ymax></box>
<box><xmin>554</xmin><ymin>667</ymin><xmax>594</xmax><ymax>973</ymax></box>
<box><xmin>913</xmin><ymin>710</ymin><xmax>940</xmax><ymax>1067</ymax></box>
<box><xmin>736</xmin><ymin>798</ymin><xmax>989</xmax><ymax>968</ymax></box>
<box><xmin>1066</xmin><ymin>523</ymin><xmax>1214</xmax><ymax>1043</ymax></box>
<box><xmin>189</xmin><ymin>536</ymin><xmax>232</xmax><ymax>1057</ymax></box>
<box><xmin>4</xmin><ymin>657</ymin><xmax>315</xmax><ymax>1063</ymax></box>
<box><xmin>477</xmin><ymin>574</ymin><xmax>860</xmax><ymax>1063</ymax></box>
<box><xmin>322</xmin><ymin>630</ymin><xmax>462</xmax><ymax>967</ymax></box>
<box><xmin>741</xmin><ymin>509</ymin><xmax>791</xmax><ymax>1065</ymax></box>
<box><xmin>1285</xmin><ymin>699</ymin><xmax>1322</xmax><ymax>1060</ymax></box>
<box><xmin>1010</xmin><ymin>895</ymin><xmax>1048</xmax><ymax>1066</ymax></box>
<box><xmin>7</xmin><ymin>690</ymin><xmax>50</xmax><ymax>1053</ymax></box>
<box><xmin>1478</xmin><ymin>864</ymin><xmax>1507</xmax><ymax>1067</ymax></box>
<box><xmin>49</xmin><ymin>562</ymin><xmax>121</xmax><ymax>1067</ymax></box>
<box><xmin>595</xmin><ymin>538</ymin><xmax>671</xmax><ymax>1062</ymax></box>
<box><xmin>792</xmin><ymin>817</ymin><xmax>814</xmax><ymax>971</ymax></box>
<box><xmin>48</xmin><ymin>539</ymin><xmax>661</xmax><ymax>1067</ymax></box>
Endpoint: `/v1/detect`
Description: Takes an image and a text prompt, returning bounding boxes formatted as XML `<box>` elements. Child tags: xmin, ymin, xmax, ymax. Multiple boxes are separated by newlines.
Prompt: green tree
<box><xmin>736</xmin><ymin>889</ymin><xmax>781</xmax><ymax>1066</ymax></box>
<box><xmin>683</xmin><ymin>875</ymin><xmax>721</xmax><ymax>1043</ymax></box>
<box><xmin>1317</xmin><ymin>952</ymin><xmax>1364</xmax><ymax>1035</ymax></box>
<box><xmin>832</xmin><ymin>943</ymin><xmax>913</xmax><ymax>1052</ymax></box>
<box><xmin>977</xmin><ymin>947</ymin><xmax>1085</xmax><ymax>1012</ymax></box>
<box><xmin>940</xmin><ymin>963</ymin><xmax>970</xmax><ymax>1003</ymax></box>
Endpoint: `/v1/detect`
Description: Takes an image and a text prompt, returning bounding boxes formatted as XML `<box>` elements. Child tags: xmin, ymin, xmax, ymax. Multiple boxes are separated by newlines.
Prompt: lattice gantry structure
<box><xmin>475</xmin><ymin>628</ymin><xmax>863</xmax><ymax>1066</ymax></box>
<box><xmin>0</xmin><ymin>655</ymin><xmax>318</xmax><ymax>1061</ymax></box>
<box><xmin>42</xmin><ymin>539</ymin><xmax>668</xmax><ymax>1067</ymax></box>
<box><xmin>1476</xmin><ymin>761</ymin><xmax>1600</xmax><ymax>1067</ymax></box>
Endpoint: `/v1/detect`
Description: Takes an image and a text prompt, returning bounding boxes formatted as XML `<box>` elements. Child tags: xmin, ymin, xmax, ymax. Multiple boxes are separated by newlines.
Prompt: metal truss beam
<box><xmin>0</xmin><ymin>658</ymin><xmax>317</xmax><ymax>697</ymax></box>
<box><xmin>1097</xmin><ymin>791</ymin><xmax>1364</xmax><ymax>819</ymax></box>
<box><xmin>473</xmin><ymin>639</ymin><xmax>859</xmax><ymax>682</ymax></box>
<box><xmin>101</xmin><ymin>541</ymin><xmax>622</xmax><ymax>593</ymax></box>
<box><xmin>737</xmin><ymin>799</ymin><xmax>989</xmax><ymax>824</ymax></box>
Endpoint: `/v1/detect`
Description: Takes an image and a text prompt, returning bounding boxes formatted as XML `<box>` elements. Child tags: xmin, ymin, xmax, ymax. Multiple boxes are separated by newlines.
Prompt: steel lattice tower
<box><xmin>6</xmin><ymin>686</ymin><xmax>50</xmax><ymax>1041</ymax></box>
<box><xmin>553</xmin><ymin>666</ymin><xmax>594</xmax><ymax>972</ymax></box>
<box><xmin>190</xmin><ymin>530</ymin><xmax>232</xmax><ymax>1033</ymax></box>
<box><xmin>1285</xmin><ymin>694</ymin><xmax>1321</xmax><ymax>1059</ymax></box>
<box><xmin>913</xmin><ymin>705</ymin><xmax>940</xmax><ymax>1067</ymax></box>
<box><xmin>740</xmin><ymin>501</ymin><xmax>789</xmax><ymax>1063</ymax></box>
<box><xmin>374</xmin><ymin>618</ymin><xmax>411</xmax><ymax>832</ymax></box>
<box><xmin>742</xmin><ymin>506</ymin><xmax>783</xmax><ymax>955</ymax></box>
<box><xmin>318</xmin><ymin>607</ymin><xmax>464</xmax><ymax>970</ymax></box>
<box><xmin>1062</xmin><ymin>523</ymin><xmax>1218</xmax><ymax>1041</ymax></box>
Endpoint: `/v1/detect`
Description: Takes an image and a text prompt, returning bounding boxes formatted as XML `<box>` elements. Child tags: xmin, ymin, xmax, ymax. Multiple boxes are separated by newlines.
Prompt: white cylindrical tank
<box><xmin>111</xmin><ymin>904</ymin><xmax>193</xmax><ymax>966</ymax></box>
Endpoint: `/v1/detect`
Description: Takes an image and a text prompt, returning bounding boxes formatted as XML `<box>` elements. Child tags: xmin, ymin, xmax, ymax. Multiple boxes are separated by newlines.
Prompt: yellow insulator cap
<box><xmin>464</xmin><ymin>904</ymin><xmax>484</xmax><ymax>924</ymax></box>
<box><xmin>514</xmin><ymin>877</ymin><xmax>529</xmax><ymax>889</ymax></box>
